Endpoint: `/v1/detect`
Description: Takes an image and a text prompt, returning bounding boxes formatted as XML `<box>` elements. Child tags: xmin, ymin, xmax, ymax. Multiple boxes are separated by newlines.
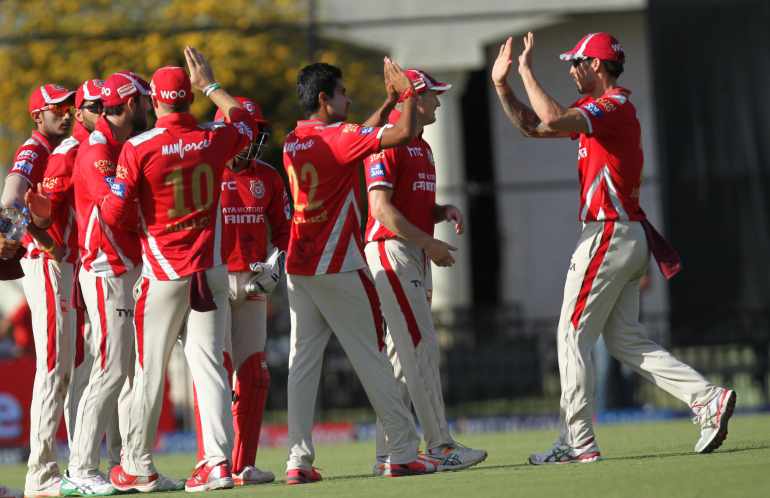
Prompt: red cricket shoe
<box><xmin>286</xmin><ymin>467</ymin><xmax>322</xmax><ymax>485</ymax></box>
<box><xmin>383</xmin><ymin>457</ymin><xmax>437</xmax><ymax>477</ymax></box>
<box><xmin>185</xmin><ymin>460</ymin><xmax>234</xmax><ymax>493</ymax></box>
<box><xmin>109</xmin><ymin>465</ymin><xmax>183</xmax><ymax>493</ymax></box>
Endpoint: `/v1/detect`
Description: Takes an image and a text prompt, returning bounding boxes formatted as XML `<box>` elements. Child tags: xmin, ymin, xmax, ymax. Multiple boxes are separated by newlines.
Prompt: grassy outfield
<box><xmin>2</xmin><ymin>414</ymin><xmax>769</xmax><ymax>498</ymax></box>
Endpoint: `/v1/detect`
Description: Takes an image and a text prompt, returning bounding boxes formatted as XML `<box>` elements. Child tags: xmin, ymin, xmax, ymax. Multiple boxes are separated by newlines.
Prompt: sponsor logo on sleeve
<box><xmin>595</xmin><ymin>98</ymin><xmax>616</xmax><ymax>112</ymax></box>
<box><xmin>16</xmin><ymin>150</ymin><xmax>39</xmax><ymax>161</ymax></box>
<box><xmin>359</xmin><ymin>126</ymin><xmax>374</xmax><ymax>135</ymax></box>
<box><xmin>94</xmin><ymin>159</ymin><xmax>116</xmax><ymax>175</ymax></box>
<box><xmin>583</xmin><ymin>102</ymin><xmax>603</xmax><ymax>118</ymax></box>
<box><xmin>116</xmin><ymin>164</ymin><xmax>128</xmax><ymax>180</ymax></box>
<box><xmin>369</xmin><ymin>162</ymin><xmax>385</xmax><ymax>178</ymax></box>
<box><xmin>41</xmin><ymin>177</ymin><xmax>60</xmax><ymax>192</ymax></box>
<box><xmin>109</xmin><ymin>178</ymin><xmax>127</xmax><ymax>198</ymax></box>
<box><xmin>233</xmin><ymin>121</ymin><xmax>254</xmax><ymax>141</ymax></box>
<box><xmin>342</xmin><ymin>124</ymin><xmax>359</xmax><ymax>134</ymax></box>
<box><xmin>11</xmin><ymin>160</ymin><xmax>33</xmax><ymax>175</ymax></box>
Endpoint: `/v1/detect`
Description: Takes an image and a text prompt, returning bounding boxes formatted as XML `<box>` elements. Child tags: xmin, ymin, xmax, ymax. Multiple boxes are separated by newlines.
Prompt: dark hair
<box><xmin>602</xmin><ymin>60</ymin><xmax>624</xmax><ymax>79</ymax></box>
<box><xmin>168</xmin><ymin>101</ymin><xmax>191</xmax><ymax>113</ymax></box>
<box><xmin>297</xmin><ymin>63</ymin><xmax>342</xmax><ymax>116</ymax></box>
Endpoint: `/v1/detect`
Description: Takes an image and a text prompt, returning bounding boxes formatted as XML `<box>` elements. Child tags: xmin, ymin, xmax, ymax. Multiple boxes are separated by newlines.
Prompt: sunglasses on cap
<box><xmin>40</xmin><ymin>103</ymin><xmax>73</xmax><ymax>116</ymax></box>
<box><xmin>571</xmin><ymin>57</ymin><xmax>593</xmax><ymax>68</ymax></box>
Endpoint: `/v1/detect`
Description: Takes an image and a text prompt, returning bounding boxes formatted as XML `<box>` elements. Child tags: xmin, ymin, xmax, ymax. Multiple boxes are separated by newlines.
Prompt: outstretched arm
<box><xmin>517</xmin><ymin>32</ymin><xmax>589</xmax><ymax>135</ymax></box>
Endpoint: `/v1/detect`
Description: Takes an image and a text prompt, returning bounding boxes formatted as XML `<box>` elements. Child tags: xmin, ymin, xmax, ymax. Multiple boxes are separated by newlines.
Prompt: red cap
<box><xmin>28</xmin><ymin>84</ymin><xmax>75</xmax><ymax>115</ymax></box>
<box><xmin>214</xmin><ymin>96</ymin><xmax>267</xmax><ymax>123</ymax></box>
<box><xmin>101</xmin><ymin>71</ymin><xmax>150</xmax><ymax>107</ymax></box>
<box><xmin>405</xmin><ymin>69</ymin><xmax>452</xmax><ymax>95</ymax></box>
<box><xmin>560</xmin><ymin>32</ymin><xmax>625</xmax><ymax>63</ymax></box>
<box><xmin>150</xmin><ymin>66</ymin><xmax>193</xmax><ymax>105</ymax></box>
<box><xmin>75</xmin><ymin>79</ymin><xmax>104</xmax><ymax>109</ymax></box>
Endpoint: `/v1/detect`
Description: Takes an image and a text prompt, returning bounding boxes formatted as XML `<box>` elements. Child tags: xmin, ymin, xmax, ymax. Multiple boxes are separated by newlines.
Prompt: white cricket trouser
<box><xmin>20</xmin><ymin>257</ymin><xmax>75</xmax><ymax>492</ymax></box>
<box><xmin>557</xmin><ymin>221</ymin><xmax>720</xmax><ymax>449</ymax></box>
<box><xmin>286</xmin><ymin>270</ymin><xmax>420</xmax><ymax>470</ymax></box>
<box><xmin>226</xmin><ymin>271</ymin><xmax>268</xmax><ymax>366</ymax></box>
<box><xmin>122</xmin><ymin>265</ymin><xmax>233</xmax><ymax>476</ymax></box>
<box><xmin>68</xmin><ymin>266</ymin><xmax>139</xmax><ymax>477</ymax></box>
<box><xmin>365</xmin><ymin>239</ymin><xmax>452</xmax><ymax>457</ymax></box>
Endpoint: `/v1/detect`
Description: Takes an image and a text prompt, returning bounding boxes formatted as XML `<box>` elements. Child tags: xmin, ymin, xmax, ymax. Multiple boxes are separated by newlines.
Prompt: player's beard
<box><xmin>131</xmin><ymin>109</ymin><xmax>149</xmax><ymax>134</ymax></box>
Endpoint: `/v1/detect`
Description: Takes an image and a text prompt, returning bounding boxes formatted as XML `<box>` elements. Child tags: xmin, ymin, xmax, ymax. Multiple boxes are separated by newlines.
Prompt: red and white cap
<box><xmin>75</xmin><ymin>79</ymin><xmax>104</xmax><ymax>109</ymax></box>
<box><xmin>404</xmin><ymin>69</ymin><xmax>452</xmax><ymax>95</ymax></box>
<box><xmin>214</xmin><ymin>96</ymin><xmax>267</xmax><ymax>123</ymax></box>
<box><xmin>559</xmin><ymin>32</ymin><xmax>625</xmax><ymax>63</ymax></box>
<box><xmin>150</xmin><ymin>66</ymin><xmax>193</xmax><ymax>105</ymax></box>
<box><xmin>101</xmin><ymin>71</ymin><xmax>150</xmax><ymax>107</ymax></box>
<box><xmin>28</xmin><ymin>84</ymin><xmax>75</xmax><ymax>115</ymax></box>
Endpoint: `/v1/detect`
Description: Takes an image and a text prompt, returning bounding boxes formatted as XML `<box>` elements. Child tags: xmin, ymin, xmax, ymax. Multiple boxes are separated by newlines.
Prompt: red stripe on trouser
<box><xmin>570</xmin><ymin>221</ymin><xmax>615</xmax><ymax>331</ymax></box>
<box><xmin>134</xmin><ymin>278</ymin><xmax>150</xmax><ymax>368</ymax></box>
<box><xmin>96</xmin><ymin>278</ymin><xmax>108</xmax><ymax>370</ymax></box>
<box><xmin>42</xmin><ymin>260</ymin><xmax>57</xmax><ymax>372</ymax></box>
<box><xmin>357</xmin><ymin>269</ymin><xmax>386</xmax><ymax>351</ymax></box>
<box><xmin>377</xmin><ymin>240</ymin><xmax>421</xmax><ymax>347</ymax></box>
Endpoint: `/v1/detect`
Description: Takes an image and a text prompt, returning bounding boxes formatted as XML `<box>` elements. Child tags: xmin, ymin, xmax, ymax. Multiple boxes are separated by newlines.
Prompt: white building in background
<box><xmin>319</xmin><ymin>0</ymin><xmax>668</xmax><ymax>329</ymax></box>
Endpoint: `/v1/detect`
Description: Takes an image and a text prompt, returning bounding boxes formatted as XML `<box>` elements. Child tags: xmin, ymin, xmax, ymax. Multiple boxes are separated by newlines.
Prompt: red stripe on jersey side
<box><xmin>327</xmin><ymin>207</ymin><xmax>363</xmax><ymax>274</ymax></box>
<box><xmin>134</xmin><ymin>277</ymin><xmax>150</xmax><ymax>368</ymax></box>
<box><xmin>75</xmin><ymin>306</ymin><xmax>85</xmax><ymax>367</ymax></box>
<box><xmin>96</xmin><ymin>277</ymin><xmax>108</xmax><ymax>370</ymax></box>
<box><xmin>42</xmin><ymin>260</ymin><xmax>57</xmax><ymax>372</ymax></box>
<box><xmin>357</xmin><ymin>269</ymin><xmax>385</xmax><ymax>351</ymax></box>
<box><xmin>377</xmin><ymin>241</ymin><xmax>422</xmax><ymax>347</ymax></box>
<box><xmin>570</xmin><ymin>221</ymin><xmax>615</xmax><ymax>331</ymax></box>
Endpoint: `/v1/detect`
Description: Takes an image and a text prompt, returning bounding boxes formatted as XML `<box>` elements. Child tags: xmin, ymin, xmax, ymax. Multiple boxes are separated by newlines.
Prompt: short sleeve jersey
<box><xmin>8</xmin><ymin>130</ymin><xmax>53</xmax><ymax>257</ymax></box>
<box><xmin>220</xmin><ymin>160</ymin><xmax>291</xmax><ymax>272</ymax></box>
<box><xmin>40</xmin><ymin>121</ymin><xmax>91</xmax><ymax>264</ymax></box>
<box><xmin>363</xmin><ymin>132</ymin><xmax>436</xmax><ymax>242</ymax></box>
<box><xmin>282</xmin><ymin>120</ymin><xmax>388</xmax><ymax>275</ymax></box>
<box><xmin>571</xmin><ymin>87</ymin><xmax>645</xmax><ymax>222</ymax></box>
<box><xmin>100</xmin><ymin>109</ymin><xmax>256</xmax><ymax>280</ymax></box>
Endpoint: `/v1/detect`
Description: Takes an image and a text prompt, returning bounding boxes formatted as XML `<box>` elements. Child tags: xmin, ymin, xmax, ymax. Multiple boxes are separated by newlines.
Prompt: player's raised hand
<box><xmin>518</xmin><ymin>32</ymin><xmax>535</xmax><ymax>73</ymax></box>
<box><xmin>384</xmin><ymin>57</ymin><xmax>413</xmax><ymax>95</ymax></box>
<box><xmin>184</xmin><ymin>46</ymin><xmax>215</xmax><ymax>91</ymax></box>
<box><xmin>491</xmin><ymin>36</ymin><xmax>514</xmax><ymax>87</ymax></box>
<box><xmin>425</xmin><ymin>238</ymin><xmax>456</xmax><ymax>267</ymax></box>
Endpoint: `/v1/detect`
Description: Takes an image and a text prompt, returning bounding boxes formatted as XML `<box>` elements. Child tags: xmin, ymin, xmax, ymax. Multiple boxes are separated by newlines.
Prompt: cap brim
<box><xmin>429</xmin><ymin>82</ymin><xmax>452</xmax><ymax>94</ymax></box>
<box><xmin>49</xmin><ymin>91</ymin><xmax>76</xmax><ymax>104</ymax></box>
<box><xmin>559</xmin><ymin>51</ymin><xmax>577</xmax><ymax>61</ymax></box>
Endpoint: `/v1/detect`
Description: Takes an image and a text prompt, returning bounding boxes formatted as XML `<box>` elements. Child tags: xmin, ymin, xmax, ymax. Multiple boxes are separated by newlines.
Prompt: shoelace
<box><xmin>691</xmin><ymin>399</ymin><xmax>719</xmax><ymax>428</ymax></box>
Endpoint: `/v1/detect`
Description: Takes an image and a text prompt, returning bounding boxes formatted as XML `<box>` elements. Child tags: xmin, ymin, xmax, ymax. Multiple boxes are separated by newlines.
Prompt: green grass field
<box><xmin>2</xmin><ymin>414</ymin><xmax>769</xmax><ymax>498</ymax></box>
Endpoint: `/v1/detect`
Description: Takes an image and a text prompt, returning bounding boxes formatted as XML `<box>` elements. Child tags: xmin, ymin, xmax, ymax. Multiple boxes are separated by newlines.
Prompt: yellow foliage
<box><xmin>0</xmin><ymin>0</ymin><xmax>386</xmax><ymax>168</ymax></box>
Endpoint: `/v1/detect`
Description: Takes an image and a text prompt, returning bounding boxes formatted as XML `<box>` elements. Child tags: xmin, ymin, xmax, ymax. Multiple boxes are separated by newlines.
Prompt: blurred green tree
<box><xmin>0</xmin><ymin>0</ymin><xmax>386</xmax><ymax>167</ymax></box>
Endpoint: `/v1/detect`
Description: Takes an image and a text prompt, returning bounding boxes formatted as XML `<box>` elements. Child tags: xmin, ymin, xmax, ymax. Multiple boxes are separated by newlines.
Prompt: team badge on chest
<box><xmin>250</xmin><ymin>179</ymin><xmax>265</xmax><ymax>199</ymax></box>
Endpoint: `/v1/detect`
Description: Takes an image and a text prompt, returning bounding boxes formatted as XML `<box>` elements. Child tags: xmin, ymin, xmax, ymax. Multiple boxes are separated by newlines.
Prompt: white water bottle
<box><xmin>0</xmin><ymin>205</ymin><xmax>30</xmax><ymax>241</ymax></box>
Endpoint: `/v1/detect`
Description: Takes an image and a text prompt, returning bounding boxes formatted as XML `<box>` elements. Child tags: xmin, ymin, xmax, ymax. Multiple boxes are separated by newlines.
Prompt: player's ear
<box><xmin>318</xmin><ymin>91</ymin><xmax>330</xmax><ymax>110</ymax></box>
<box><xmin>32</xmin><ymin>111</ymin><xmax>43</xmax><ymax>127</ymax></box>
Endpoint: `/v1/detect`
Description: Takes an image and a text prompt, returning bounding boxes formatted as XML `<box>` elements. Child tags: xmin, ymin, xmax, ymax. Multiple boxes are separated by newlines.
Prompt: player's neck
<box><xmin>35</xmin><ymin>127</ymin><xmax>63</xmax><ymax>148</ymax></box>
<box><xmin>591</xmin><ymin>77</ymin><xmax>618</xmax><ymax>98</ymax></box>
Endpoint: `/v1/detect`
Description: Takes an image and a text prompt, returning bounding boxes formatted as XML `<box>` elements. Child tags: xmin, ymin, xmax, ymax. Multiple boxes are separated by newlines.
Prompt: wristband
<box><xmin>203</xmin><ymin>82</ymin><xmax>222</xmax><ymax>97</ymax></box>
<box><xmin>398</xmin><ymin>87</ymin><xmax>415</xmax><ymax>102</ymax></box>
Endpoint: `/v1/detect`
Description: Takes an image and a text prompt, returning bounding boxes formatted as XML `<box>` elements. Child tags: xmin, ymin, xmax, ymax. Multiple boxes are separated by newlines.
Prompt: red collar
<box><xmin>156</xmin><ymin>112</ymin><xmax>199</xmax><ymax>129</ymax></box>
<box><xmin>72</xmin><ymin>121</ymin><xmax>90</xmax><ymax>143</ymax></box>
<box><xmin>31</xmin><ymin>130</ymin><xmax>53</xmax><ymax>153</ymax></box>
<box><xmin>603</xmin><ymin>86</ymin><xmax>632</xmax><ymax>98</ymax></box>
<box><xmin>296</xmin><ymin>119</ymin><xmax>327</xmax><ymax>129</ymax></box>
<box><xmin>95</xmin><ymin>116</ymin><xmax>123</xmax><ymax>146</ymax></box>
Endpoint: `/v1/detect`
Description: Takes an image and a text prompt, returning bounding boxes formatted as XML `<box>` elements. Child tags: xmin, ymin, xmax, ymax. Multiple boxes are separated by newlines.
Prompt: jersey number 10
<box><xmin>164</xmin><ymin>163</ymin><xmax>215</xmax><ymax>219</ymax></box>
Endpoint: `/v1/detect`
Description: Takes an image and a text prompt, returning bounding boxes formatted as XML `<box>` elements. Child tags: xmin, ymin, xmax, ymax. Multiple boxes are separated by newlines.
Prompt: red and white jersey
<box><xmin>363</xmin><ymin>129</ymin><xmax>436</xmax><ymax>242</ymax></box>
<box><xmin>220</xmin><ymin>160</ymin><xmax>290</xmax><ymax>272</ymax></box>
<box><xmin>8</xmin><ymin>130</ymin><xmax>54</xmax><ymax>257</ymax></box>
<box><xmin>39</xmin><ymin>121</ymin><xmax>90</xmax><ymax>264</ymax></box>
<box><xmin>100</xmin><ymin>110</ymin><xmax>256</xmax><ymax>280</ymax></box>
<box><xmin>571</xmin><ymin>87</ymin><xmax>645</xmax><ymax>222</ymax></box>
<box><xmin>282</xmin><ymin>120</ymin><xmax>388</xmax><ymax>275</ymax></box>
<box><xmin>73</xmin><ymin>117</ymin><xmax>142</xmax><ymax>276</ymax></box>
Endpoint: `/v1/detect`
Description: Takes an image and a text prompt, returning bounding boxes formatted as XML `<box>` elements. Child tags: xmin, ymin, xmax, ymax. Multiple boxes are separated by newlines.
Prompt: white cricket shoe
<box><xmin>693</xmin><ymin>388</ymin><xmax>737</xmax><ymax>454</ymax></box>
<box><xmin>233</xmin><ymin>466</ymin><xmax>275</xmax><ymax>486</ymax></box>
<box><xmin>427</xmin><ymin>443</ymin><xmax>488</xmax><ymax>471</ymax></box>
<box><xmin>61</xmin><ymin>473</ymin><xmax>115</xmax><ymax>496</ymax></box>
<box><xmin>0</xmin><ymin>485</ymin><xmax>23</xmax><ymax>498</ymax></box>
<box><xmin>24</xmin><ymin>476</ymin><xmax>62</xmax><ymax>498</ymax></box>
<box><xmin>528</xmin><ymin>439</ymin><xmax>601</xmax><ymax>465</ymax></box>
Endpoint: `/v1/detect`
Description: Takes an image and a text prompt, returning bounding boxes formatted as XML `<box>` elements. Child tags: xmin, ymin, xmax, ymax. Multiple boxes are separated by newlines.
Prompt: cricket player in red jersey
<box><xmin>491</xmin><ymin>32</ymin><xmax>736</xmax><ymax>463</ymax></box>
<box><xmin>282</xmin><ymin>59</ymin><xmax>440</xmax><ymax>483</ymax></box>
<box><xmin>39</xmin><ymin>78</ymin><xmax>127</xmax><ymax>488</ymax></box>
<box><xmin>65</xmin><ymin>71</ymin><xmax>153</xmax><ymax>496</ymax></box>
<box><xmin>100</xmin><ymin>48</ymin><xmax>257</xmax><ymax>492</ymax></box>
<box><xmin>363</xmin><ymin>69</ymin><xmax>487</xmax><ymax>473</ymax></box>
<box><xmin>190</xmin><ymin>97</ymin><xmax>289</xmax><ymax>486</ymax></box>
<box><xmin>0</xmin><ymin>83</ymin><xmax>79</xmax><ymax>497</ymax></box>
